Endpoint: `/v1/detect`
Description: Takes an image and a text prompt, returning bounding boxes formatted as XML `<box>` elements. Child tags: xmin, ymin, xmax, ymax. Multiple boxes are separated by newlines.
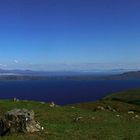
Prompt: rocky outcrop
<box><xmin>0</xmin><ymin>109</ymin><xmax>43</xmax><ymax>136</ymax></box>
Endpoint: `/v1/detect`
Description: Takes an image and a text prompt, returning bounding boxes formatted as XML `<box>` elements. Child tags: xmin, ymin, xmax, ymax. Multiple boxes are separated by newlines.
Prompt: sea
<box><xmin>0</xmin><ymin>80</ymin><xmax>140</xmax><ymax>105</ymax></box>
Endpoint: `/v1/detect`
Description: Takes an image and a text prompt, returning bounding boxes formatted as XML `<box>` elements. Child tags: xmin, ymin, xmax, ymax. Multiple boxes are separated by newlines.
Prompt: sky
<box><xmin>0</xmin><ymin>0</ymin><xmax>140</xmax><ymax>71</ymax></box>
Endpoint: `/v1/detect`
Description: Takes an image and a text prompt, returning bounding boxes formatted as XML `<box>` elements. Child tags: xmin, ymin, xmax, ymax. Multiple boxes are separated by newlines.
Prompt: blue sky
<box><xmin>0</xmin><ymin>0</ymin><xmax>140</xmax><ymax>70</ymax></box>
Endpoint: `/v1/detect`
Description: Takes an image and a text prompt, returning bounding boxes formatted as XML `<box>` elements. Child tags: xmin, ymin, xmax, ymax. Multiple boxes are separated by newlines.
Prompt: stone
<box><xmin>116</xmin><ymin>114</ymin><xmax>120</xmax><ymax>117</ymax></box>
<box><xmin>128</xmin><ymin>111</ymin><xmax>134</xmax><ymax>114</ymax></box>
<box><xmin>13</xmin><ymin>98</ymin><xmax>19</xmax><ymax>102</ymax></box>
<box><xmin>97</xmin><ymin>106</ymin><xmax>105</xmax><ymax>111</ymax></box>
<box><xmin>49</xmin><ymin>102</ymin><xmax>55</xmax><ymax>108</ymax></box>
<box><xmin>135</xmin><ymin>115</ymin><xmax>139</xmax><ymax>118</ymax></box>
<box><xmin>41</xmin><ymin>127</ymin><xmax>44</xmax><ymax>130</ymax></box>
<box><xmin>40</xmin><ymin>102</ymin><xmax>45</xmax><ymax>104</ymax></box>
<box><xmin>0</xmin><ymin>108</ymin><xmax>43</xmax><ymax>136</ymax></box>
<box><xmin>112</xmin><ymin>109</ymin><xmax>116</xmax><ymax>112</ymax></box>
<box><xmin>91</xmin><ymin>117</ymin><xmax>95</xmax><ymax>120</ymax></box>
<box><xmin>73</xmin><ymin>116</ymin><xmax>83</xmax><ymax>122</ymax></box>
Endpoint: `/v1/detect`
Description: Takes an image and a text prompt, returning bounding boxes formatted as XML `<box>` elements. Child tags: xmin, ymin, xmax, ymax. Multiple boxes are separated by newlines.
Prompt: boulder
<box><xmin>73</xmin><ymin>116</ymin><xmax>83</xmax><ymax>122</ymax></box>
<box><xmin>0</xmin><ymin>108</ymin><xmax>43</xmax><ymax>136</ymax></box>
<box><xmin>128</xmin><ymin>111</ymin><xmax>134</xmax><ymax>114</ymax></box>
<box><xmin>13</xmin><ymin>97</ymin><xmax>19</xmax><ymax>102</ymax></box>
<box><xmin>97</xmin><ymin>106</ymin><xmax>105</xmax><ymax>111</ymax></box>
<box><xmin>49</xmin><ymin>102</ymin><xmax>55</xmax><ymax>108</ymax></box>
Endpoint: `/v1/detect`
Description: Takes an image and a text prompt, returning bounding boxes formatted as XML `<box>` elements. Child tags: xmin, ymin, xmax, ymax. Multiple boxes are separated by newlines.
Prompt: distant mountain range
<box><xmin>0</xmin><ymin>69</ymin><xmax>124</xmax><ymax>77</ymax></box>
<box><xmin>0</xmin><ymin>69</ymin><xmax>140</xmax><ymax>80</ymax></box>
<box><xmin>61</xmin><ymin>71</ymin><xmax>140</xmax><ymax>80</ymax></box>
<box><xmin>105</xmin><ymin>71</ymin><xmax>140</xmax><ymax>80</ymax></box>
<box><xmin>0</xmin><ymin>69</ymin><xmax>107</xmax><ymax>76</ymax></box>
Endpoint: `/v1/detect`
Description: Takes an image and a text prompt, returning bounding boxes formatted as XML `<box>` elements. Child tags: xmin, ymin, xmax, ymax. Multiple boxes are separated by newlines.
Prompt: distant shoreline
<box><xmin>0</xmin><ymin>71</ymin><xmax>140</xmax><ymax>81</ymax></box>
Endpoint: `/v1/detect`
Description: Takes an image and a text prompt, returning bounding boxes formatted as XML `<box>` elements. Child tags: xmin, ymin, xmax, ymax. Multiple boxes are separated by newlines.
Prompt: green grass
<box><xmin>104</xmin><ymin>88</ymin><xmax>140</xmax><ymax>105</ymax></box>
<box><xmin>0</xmin><ymin>88</ymin><xmax>140</xmax><ymax>139</ymax></box>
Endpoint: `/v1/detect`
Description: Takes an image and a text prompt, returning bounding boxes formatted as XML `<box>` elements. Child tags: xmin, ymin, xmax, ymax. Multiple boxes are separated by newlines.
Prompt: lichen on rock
<box><xmin>0</xmin><ymin>108</ymin><xmax>43</xmax><ymax>136</ymax></box>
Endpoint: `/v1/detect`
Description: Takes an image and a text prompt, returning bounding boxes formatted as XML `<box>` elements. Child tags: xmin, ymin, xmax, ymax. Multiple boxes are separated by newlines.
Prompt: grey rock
<box><xmin>49</xmin><ymin>102</ymin><xmax>55</xmax><ymax>108</ymax></box>
<box><xmin>0</xmin><ymin>108</ymin><xmax>43</xmax><ymax>136</ymax></box>
<box><xmin>13</xmin><ymin>98</ymin><xmax>19</xmax><ymax>102</ymax></box>
<box><xmin>97</xmin><ymin>106</ymin><xmax>105</xmax><ymax>111</ymax></box>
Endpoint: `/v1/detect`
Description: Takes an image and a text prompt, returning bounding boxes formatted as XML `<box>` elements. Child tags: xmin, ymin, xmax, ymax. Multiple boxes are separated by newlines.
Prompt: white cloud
<box><xmin>0</xmin><ymin>64</ymin><xmax>7</xmax><ymax>67</ymax></box>
<box><xmin>14</xmin><ymin>60</ymin><xmax>19</xmax><ymax>64</ymax></box>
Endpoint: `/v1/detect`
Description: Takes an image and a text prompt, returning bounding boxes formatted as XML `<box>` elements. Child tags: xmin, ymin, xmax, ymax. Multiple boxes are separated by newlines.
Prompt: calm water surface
<box><xmin>0</xmin><ymin>80</ymin><xmax>140</xmax><ymax>105</ymax></box>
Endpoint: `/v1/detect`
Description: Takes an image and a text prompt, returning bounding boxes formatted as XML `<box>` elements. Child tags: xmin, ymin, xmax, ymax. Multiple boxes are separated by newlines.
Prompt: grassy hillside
<box><xmin>104</xmin><ymin>88</ymin><xmax>140</xmax><ymax>105</ymax></box>
<box><xmin>0</xmin><ymin>89</ymin><xmax>140</xmax><ymax>139</ymax></box>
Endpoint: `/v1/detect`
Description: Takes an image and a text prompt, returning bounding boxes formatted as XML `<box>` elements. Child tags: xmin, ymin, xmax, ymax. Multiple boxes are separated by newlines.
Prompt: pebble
<box><xmin>128</xmin><ymin>111</ymin><xmax>134</xmax><ymax>114</ymax></box>
<box><xmin>116</xmin><ymin>115</ymin><xmax>120</xmax><ymax>117</ymax></box>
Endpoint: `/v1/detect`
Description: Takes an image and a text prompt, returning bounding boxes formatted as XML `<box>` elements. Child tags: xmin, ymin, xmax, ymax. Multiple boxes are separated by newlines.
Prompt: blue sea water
<box><xmin>0</xmin><ymin>80</ymin><xmax>140</xmax><ymax>105</ymax></box>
